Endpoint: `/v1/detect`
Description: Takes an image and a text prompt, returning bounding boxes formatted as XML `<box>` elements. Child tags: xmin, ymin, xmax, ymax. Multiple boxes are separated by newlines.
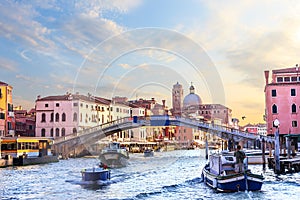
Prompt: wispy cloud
<box><xmin>0</xmin><ymin>57</ymin><xmax>18</xmax><ymax>72</ymax></box>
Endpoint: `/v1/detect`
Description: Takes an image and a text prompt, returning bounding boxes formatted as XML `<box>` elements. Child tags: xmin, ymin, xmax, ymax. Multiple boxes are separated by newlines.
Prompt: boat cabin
<box><xmin>209</xmin><ymin>153</ymin><xmax>237</xmax><ymax>175</ymax></box>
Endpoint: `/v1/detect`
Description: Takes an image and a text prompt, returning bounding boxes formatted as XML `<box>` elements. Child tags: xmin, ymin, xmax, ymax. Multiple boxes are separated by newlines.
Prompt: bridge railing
<box><xmin>54</xmin><ymin>117</ymin><xmax>134</xmax><ymax>145</ymax></box>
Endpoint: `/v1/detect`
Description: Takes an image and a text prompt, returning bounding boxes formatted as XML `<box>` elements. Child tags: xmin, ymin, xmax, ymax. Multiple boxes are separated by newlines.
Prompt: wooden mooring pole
<box><xmin>274</xmin><ymin>119</ymin><xmax>281</xmax><ymax>174</ymax></box>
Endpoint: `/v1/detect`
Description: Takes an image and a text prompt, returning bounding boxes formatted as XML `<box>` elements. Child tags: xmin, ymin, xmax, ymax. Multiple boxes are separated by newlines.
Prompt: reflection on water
<box><xmin>1</xmin><ymin>149</ymin><xmax>300</xmax><ymax>200</ymax></box>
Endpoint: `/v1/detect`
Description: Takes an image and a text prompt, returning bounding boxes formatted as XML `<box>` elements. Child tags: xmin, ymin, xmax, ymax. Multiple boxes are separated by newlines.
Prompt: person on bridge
<box><xmin>234</xmin><ymin>145</ymin><xmax>246</xmax><ymax>173</ymax></box>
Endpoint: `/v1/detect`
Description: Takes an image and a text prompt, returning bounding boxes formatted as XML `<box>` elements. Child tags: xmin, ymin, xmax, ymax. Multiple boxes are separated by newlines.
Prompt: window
<box><xmin>50</xmin><ymin>128</ymin><xmax>53</xmax><ymax>137</ymax></box>
<box><xmin>56</xmin><ymin>103</ymin><xmax>59</xmax><ymax>107</ymax></box>
<box><xmin>55</xmin><ymin>113</ymin><xmax>59</xmax><ymax>122</ymax></box>
<box><xmin>62</xmin><ymin>113</ymin><xmax>66</xmax><ymax>122</ymax></box>
<box><xmin>41</xmin><ymin>128</ymin><xmax>46</xmax><ymax>137</ymax></box>
<box><xmin>292</xmin><ymin>121</ymin><xmax>298</xmax><ymax>127</ymax></box>
<box><xmin>55</xmin><ymin>128</ymin><xmax>59</xmax><ymax>137</ymax></box>
<box><xmin>292</xmin><ymin>104</ymin><xmax>297</xmax><ymax>113</ymax></box>
<box><xmin>41</xmin><ymin>113</ymin><xmax>46</xmax><ymax>122</ymax></box>
<box><xmin>272</xmin><ymin>104</ymin><xmax>278</xmax><ymax>114</ymax></box>
<box><xmin>8</xmin><ymin>103</ymin><xmax>13</xmax><ymax>111</ymax></box>
<box><xmin>277</xmin><ymin>77</ymin><xmax>283</xmax><ymax>82</ymax></box>
<box><xmin>73</xmin><ymin>128</ymin><xmax>77</xmax><ymax>134</ymax></box>
<box><xmin>73</xmin><ymin>102</ymin><xmax>78</xmax><ymax>107</ymax></box>
<box><xmin>284</xmin><ymin>77</ymin><xmax>290</xmax><ymax>82</ymax></box>
<box><xmin>291</xmin><ymin>89</ymin><xmax>296</xmax><ymax>96</ymax></box>
<box><xmin>271</xmin><ymin>89</ymin><xmax>277</xmax><ymax>97</ymax></box>
<box><xmin>45</xmin><ymin>104</ymin><xmax>48</xmax><ymax>107</ymax></box>
<box><xmin>291</xmin><ymin>77</ymin><xmax>297</xmax><ymax>82</ymax></box>
<box><xmin>50</xmin><ymin>113</ymin><xmax>54</xmax><ymax>122</ymax></box>
<box><xmin>61</xmin><ymin>128</ymin><xmax>65</xmax><ymax>136</ymax></box>
<box><xmin>73</xmin><ymin>112</ymin><xmax>77</xmax><ymax>122</ymax></box>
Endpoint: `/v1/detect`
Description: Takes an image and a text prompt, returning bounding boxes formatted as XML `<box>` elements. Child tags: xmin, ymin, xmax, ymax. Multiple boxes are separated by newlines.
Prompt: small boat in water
<box><xmin>202</xmin><ymin>153</ymin><xmax>264</xmax><ymax>192</ymax></box>
<box><xmin>143</xmin><ymin>148</ymin><xmax>154</xmax><ymax>157</ymax></box>
<box><xmin>99</xmin><ymin>142</ymin><xmax>129</xmax><ymax>168</ymax></box>
<box><xmin>81</xmin><ymin>167</ymin><xmax>110</xmax><ymax>181</ymax></box>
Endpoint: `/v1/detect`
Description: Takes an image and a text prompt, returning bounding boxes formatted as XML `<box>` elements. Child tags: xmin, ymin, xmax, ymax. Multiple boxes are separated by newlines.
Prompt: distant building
<box><xmin>242</xmin><ymin>123</ymin><xmax>267</xmax><ymax>136</ymax></box>
<box><xmin>14</xmin><ymin>107</ymin><xmax>36</xmax><ymax>137</ymax></box>
<box><xmin>264</xmin><ymin>66</ymin><xmax>300</xmax><ymax>135</ymax></box>
<box><xmin>0</xmin><ymin>81</ymin><xmax>15</xmax><ymax>136</ymax></box>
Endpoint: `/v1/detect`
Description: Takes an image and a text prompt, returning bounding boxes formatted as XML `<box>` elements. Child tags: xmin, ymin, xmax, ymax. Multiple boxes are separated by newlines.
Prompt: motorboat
<box><xmin>202</xmin><ymin>153</ymin><xmax>264</xmax><ymax>192</ymax></box>
<box><xmin>143</xmin><ymin>148</ymin><xmax>154</xmax><ymax>157</ymax></box>
<box><xmin>81</xmin><ymin>167</ymin><xmax>110</xmax><ymax>181</ymax></box>
<box><xmin>99</xmin><ymin>142</ymin><xmax>129</xmax><ymax>168</ymax></box>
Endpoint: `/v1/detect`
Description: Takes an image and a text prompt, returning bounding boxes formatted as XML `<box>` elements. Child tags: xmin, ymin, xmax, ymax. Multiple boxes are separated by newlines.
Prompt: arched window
<box><xmin>50</xmin><ymin>113</ymin><xmax>54</xmax><ymax>122</ymax></box>
<box><xmin>41</xmin><ymin>113</ymin><xmax>46</xmax><ymax>122</ymax></box>
<box><xmin>55</xmin><ymin>113</ymin><xmax>59</xmax><ymax>122</ymax></box>
<box><xmin>62</xmin><ymin>113</ymin><xmax>66</xmax><ymax>122</ymax></box>
<box><xmin>61</xmin><ymin>128</ymin><xmax>65</xmax><ymax>136</ymax></box>
<box><xmin>41</xmin><ymin>128</ymin><xmax>46</xmax><ymax>137</ymax></box>
<box><xmin>55</xmin><ymin>128</ymin><xmax>59</xmax><ymax>137</ymax></box>
<box><xmin>73</xmin><ymin>112</ymin><xmax>77</xmax><ymax>122</ymax></box>
<box><xmin>272</xmin><ymin>104</ymin><xmax>278</xmax><ymax>114</ymax></box>
<box><xmin>50</xmin><ymin>128</ymin><xmax>53</xmax><ymax>137</ymax></box>
<box><xmin>292</xmin><ymin>104</ymin><xmax>297</xmax><ymax>113</ymax></box>
<box><xmin>73</xmin><ymin>128</ymin><xmax>77</xmax><ymax>134</ymax></box>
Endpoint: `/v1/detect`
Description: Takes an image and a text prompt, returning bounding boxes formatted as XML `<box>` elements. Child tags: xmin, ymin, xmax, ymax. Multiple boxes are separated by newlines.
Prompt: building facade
<box><xmin>14</xmin><ymin>107</ymin><xmax>36</xmax><ymax>137</ymax></box>
<box><xmin>35</xmin><ymin>93</ymin><xmax>111</xmax><ymax>138</ymax></box>
<box><xmin>0</xmin><ymin>81</ymin><xmax>15</xmax><ymax>136</ymax></box>
<box><xmin>264</xmin><ymin>67</ymin><xmax>300</xmax><ymax>135</ymax></box>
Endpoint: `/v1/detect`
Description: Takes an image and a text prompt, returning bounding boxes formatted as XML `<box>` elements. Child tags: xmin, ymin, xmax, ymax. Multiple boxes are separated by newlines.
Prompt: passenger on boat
<box><xmin>234</xmin><ymin>145</ymin><xmax>246</xmax><ymax>173</ymax></box>
<box><xmin>99</xmin><ymin>162</ymin><xmax>108</xmax><ymax>169</ymax></box>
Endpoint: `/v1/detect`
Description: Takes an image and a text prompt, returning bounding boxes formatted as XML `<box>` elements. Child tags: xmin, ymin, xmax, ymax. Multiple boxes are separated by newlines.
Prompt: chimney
<box><xmin>264</xmin><ymin>70</ymin><xmax>269</xmax><ymax>85</ymax></box>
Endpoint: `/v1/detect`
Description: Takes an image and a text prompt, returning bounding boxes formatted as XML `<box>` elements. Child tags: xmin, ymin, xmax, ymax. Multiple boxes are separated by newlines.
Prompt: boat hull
<box><xmin>144</xmin><ymin>150</ymin><xmax>154</xmax><ymax>157</ymax></box>
<box><xmin>81</xmin><ymin>168</ymin><xmax>110</xmax><ymax>181</ymax></box>
<box><xmin>13</xmin><ymin>155</ymin><xmax>59</xmax><ymax>166</ymax></box>
<box><xmin>202</xmin><ymin>166</ymin><xmax>263</xmax><ymax>192</ymax></box>
<box><xmin>99</xmin><ymin>152</ymin><xmax>129</xmax><ymax>168</ymax></box>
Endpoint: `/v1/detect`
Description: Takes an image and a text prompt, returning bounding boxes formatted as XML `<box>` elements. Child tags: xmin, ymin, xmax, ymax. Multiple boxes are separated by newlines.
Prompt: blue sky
<box><xmin>1</xmin><ymin>0</ymin><xmax>300</xmax><ymax>124</ymax></box>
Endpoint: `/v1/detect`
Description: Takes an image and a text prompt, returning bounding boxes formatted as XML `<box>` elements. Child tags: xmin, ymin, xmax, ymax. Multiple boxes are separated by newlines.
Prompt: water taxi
<box><xmin>81</xmin><ymin>167</ymin><xmax>110</xmax><ymax>181</ymax></box>
<box><xmin>202</xmin><ymin>153</ymin><xmax>264</xmax><ymax>192</ymax></box>
<box><xmin>0</xmin><ymin>137</ymin><xmax>58</xmax><ymax>166</ymax></box>
<box><xmin>99</xmin><ymin>142</ymin><xmax>129</xmax><ymax>168</ymax></box>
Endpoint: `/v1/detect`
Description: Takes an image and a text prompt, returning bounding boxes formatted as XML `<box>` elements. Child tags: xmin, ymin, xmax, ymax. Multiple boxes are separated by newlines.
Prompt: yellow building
<box><xmin>0</xmin><ymin>81</ymin><xmax>14</xmax><ymax>136</ymax></box>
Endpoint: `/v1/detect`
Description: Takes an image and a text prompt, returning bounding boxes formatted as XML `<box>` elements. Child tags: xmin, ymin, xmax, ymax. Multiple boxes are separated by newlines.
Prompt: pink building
<box><xmin>35</xmin><ymin>93</ymin><xmax>111</xmax><ymax>138</ymax></box>
<box><xmin>264</xmin><ymin>66</ymin><xmax>300</xmax><ymax>136</ymax></box>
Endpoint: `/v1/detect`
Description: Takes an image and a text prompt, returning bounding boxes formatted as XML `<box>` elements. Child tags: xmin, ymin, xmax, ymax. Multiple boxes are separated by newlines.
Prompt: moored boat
<box><xmin>202</xmin><ymin>153</ymin><xmax>264</xmax><ymax>192</ymax></box>
<box><xmin>1</xmin><ymin>137</ymin><xmax>58</xmax><ymax>166</ymax></box>
<box><xmin>99</xmin><ymin>142</ymin><xmax>129</xmax><ymax>168</ymax></box>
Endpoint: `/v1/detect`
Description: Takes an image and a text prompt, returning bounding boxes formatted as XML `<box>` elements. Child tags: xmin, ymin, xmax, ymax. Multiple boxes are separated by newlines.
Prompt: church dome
<box><xmin>183</xmin><ymin>93</ymin><xmax>202</xmax><ymax>107</ymax></box>
<box><xmin>183</xmin><ymin>83</ymin><xmax>202</xmax><ymax>107</ymax></box>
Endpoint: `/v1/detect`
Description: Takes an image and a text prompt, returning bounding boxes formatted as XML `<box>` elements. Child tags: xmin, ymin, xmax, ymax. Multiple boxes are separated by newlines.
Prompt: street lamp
<box><xmin>273</xmin><ymin>119</ymin><xmax>280</xmax><ymax>174</ymax></box>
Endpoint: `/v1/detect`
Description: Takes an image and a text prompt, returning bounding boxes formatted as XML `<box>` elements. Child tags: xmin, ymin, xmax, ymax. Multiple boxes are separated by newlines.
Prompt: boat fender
<box><xmin>213</xmin><ymin>179</ymin><xmax>217</xmax><ymax>188</ymax></box>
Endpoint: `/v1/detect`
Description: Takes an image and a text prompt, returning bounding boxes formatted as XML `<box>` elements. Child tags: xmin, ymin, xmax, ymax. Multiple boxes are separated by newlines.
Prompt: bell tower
<box><xmin>172</xmin><ymin>82</ymin><xmax>183</xmax><ymax>116</ymax></box>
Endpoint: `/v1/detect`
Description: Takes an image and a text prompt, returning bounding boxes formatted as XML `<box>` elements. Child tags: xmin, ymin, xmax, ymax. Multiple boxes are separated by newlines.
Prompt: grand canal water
<box><xmin>1</xmin><ymin>149</ymin><xmax>300</xmax><ymax>200</ymax></box>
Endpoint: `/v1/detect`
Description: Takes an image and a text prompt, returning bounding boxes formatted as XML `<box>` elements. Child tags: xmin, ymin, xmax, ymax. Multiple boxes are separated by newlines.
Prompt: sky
<box><xmin>1</xmin><ymin>0</ymin><xmax>300</xmax><ymax>125</ymax></box>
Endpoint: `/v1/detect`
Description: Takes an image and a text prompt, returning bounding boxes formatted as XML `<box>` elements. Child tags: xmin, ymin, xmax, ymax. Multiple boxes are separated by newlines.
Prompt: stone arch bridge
<box><xmin>52</xmin><ymin>116</ymin><xmax>274</xmax><ymax>158</ymax></box>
